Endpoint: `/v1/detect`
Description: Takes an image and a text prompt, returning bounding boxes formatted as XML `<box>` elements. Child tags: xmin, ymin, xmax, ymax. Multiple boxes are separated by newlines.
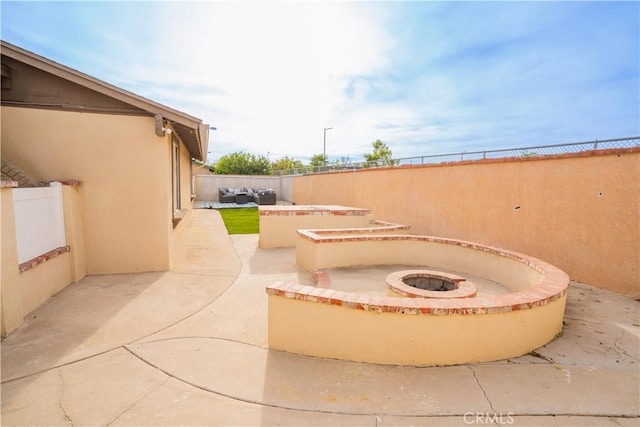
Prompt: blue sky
<box><xmin>2</xmin><ymin>1</ymin><xmax>638</xmax><ymax>164</ymax></box>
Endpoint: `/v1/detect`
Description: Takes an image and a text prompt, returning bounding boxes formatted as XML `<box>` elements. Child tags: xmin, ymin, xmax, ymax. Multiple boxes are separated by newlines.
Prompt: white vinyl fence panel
<box><xmin>13</xmin><ymin>182</ymin><xmax>66</xmax><ymax>264</ymax></box>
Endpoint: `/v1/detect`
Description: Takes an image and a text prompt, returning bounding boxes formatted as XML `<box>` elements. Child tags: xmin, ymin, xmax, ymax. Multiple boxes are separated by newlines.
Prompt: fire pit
<box><xmin>269</xmin><ymin>225</ymin><xmax>570</xmax><ymax>366</ymax></box>
<box><xmin>386</xmin><ymin>270</ymin><xmax>478</xmax><ymax>299</ymax></box>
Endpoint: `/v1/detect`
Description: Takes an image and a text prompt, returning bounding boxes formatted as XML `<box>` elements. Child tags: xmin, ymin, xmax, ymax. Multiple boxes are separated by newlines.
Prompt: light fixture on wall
<box><xmin>154</xmin><ymin>114</ymin><xmax>172</xmax><ymax>136</ymax></box>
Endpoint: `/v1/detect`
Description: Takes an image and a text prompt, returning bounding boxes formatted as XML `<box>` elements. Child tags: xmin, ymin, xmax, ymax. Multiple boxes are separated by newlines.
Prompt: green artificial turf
<box><xmin>216</xmin><ymin>207</ymin><xmax>259</xmax><ymax>234</ymax></box>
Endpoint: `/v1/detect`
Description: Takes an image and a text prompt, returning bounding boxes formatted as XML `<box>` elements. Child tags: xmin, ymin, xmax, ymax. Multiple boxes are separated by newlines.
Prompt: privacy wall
<box><xmin>291</xmin><ymin>149</ymin><xmax>640</xmax><ymax>297</ymax></box>
<box><xmin>195</xmin><ymin>175</ymin><xmax>285</xmax><ymax>201</ymax></box>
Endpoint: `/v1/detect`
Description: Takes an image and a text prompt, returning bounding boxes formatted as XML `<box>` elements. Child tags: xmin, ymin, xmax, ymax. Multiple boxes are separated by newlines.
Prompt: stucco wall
<box><xmin>295</xmin><ymin>236</ymin><xmax>543</xmax><ymax>291</ymax></box>
<box><xmin>19</xmin><ymin>252</ymin><xmax>72</xmax><ymax>315</ymax></box>
<box><xmin>169</xmin><ymin>141</ymin><xmax>196</xmax><ymax>266</ymax></box>
<box><xmin>268</xmin><ymin>294</ymin><xmax>567</xmax><ymax>366</ymax></box>
<box><xmin>291</xmin><ymin>150</ymin><xmax>640</xmax><ymax>297</ymax></box>
<box><xmin>195</xmin><ymin>175</ymin><xmax>282</xmax><ymax>202</ymax></box>
<box><xmin>280</xmin><ymin>176</ymin><xmax>293</xmax><ymax>202</ymax></box>
<box><xmin>1</xmin><ymin>187</ymin><xmax>23</xmax><ymax>336</ymax></box>
<box><xmin>258</xmin><ymin>207</ymin><xmax>373</xmax><ymax>248</ymax></box>
<box><xmin>192</xmin><ymin>164</ymin><xmax>212</xmax><ymax>176</ymax></box>
<box><xmin>62</xmin><ymin>185</ymin><xmax>87</xmax><ymax>282</ymax></box>
<box><xmin>1</xmin><ymin>106</ymin><xmax>173</xmax><ymax>274</ymax></box>
<box><xmin>1</xmin><ymin>185</ymin><xmax>83</xmax><ymax>336</ymax></box>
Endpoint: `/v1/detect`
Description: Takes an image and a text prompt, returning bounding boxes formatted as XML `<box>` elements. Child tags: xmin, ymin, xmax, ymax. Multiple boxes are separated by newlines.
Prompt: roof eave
<box><xmin>1</xmin><ymin>40</ymin><xmax>209</xmax><ymax>159</ymax></box>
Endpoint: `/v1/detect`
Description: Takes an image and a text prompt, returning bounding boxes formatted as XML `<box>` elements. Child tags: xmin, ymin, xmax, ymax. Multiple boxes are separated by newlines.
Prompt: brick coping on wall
<box><xmin>297</xmin><ymin>220</ymin><xmax>411</xmax><ymax>237</ymax></box>
<box><xmin>259</xmin><ymin>205</ymin><xmax>371</xmax><ymax>216</ymax></box>
<box><xmin>1</xmin><ymin>180</ymin><xmax>83</xmax><ymax>189</ymax></box>
<box><xmin>266</xmin><ymin>233</ymin><xmax>570</xmax><ymax>315</ymax></box>
<box><xmin>42</xmin><ymin>180</ymin><xmax>83</xmax><ymax>187</ymax></box>
<box><xmin>19</xmin><ymin>246</ymin><xmax>71</xmax><ymax>273</ymax></box>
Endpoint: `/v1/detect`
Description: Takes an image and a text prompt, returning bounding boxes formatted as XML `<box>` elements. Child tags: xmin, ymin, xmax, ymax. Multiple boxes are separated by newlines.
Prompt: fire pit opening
<box><xmin>386</xmin><ymin>269</ymin><xmax>477</xmax><ymax>299</ymax></box>
<box><xmin>402</xmin><ymin>274</ymin><xmax>458</xmax><ymax>291</ymax></box>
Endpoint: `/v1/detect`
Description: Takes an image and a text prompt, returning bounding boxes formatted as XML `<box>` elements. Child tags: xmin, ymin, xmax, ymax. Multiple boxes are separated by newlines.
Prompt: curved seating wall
<box><xmin>267</xmin><ymin>232</ymin><xmax>570</xmax><ymax>366</ymax></box>
<box><xmin>296</xmin><ymin>233</ymin><xmax>545</xmax><ymax>292</ymax></box>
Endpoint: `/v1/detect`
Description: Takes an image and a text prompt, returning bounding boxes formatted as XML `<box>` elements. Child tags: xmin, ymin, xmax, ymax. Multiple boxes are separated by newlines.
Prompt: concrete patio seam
<box><xmin>121</xmin><ymin>345</ymin><xmax>393</xmax><ymax>418</ymax></box>
<box><xmin>104</xmin><ymin>376</ymin><xmax>171</xmax><ymax>427</ymax></box>
<box><xmin>1</xmin><ymin>347</ymin><xmax>126</xmax><ymax>384</ymax></box>
<box><xmin>121</xmin><ymin>344</ymin><xmax>639</xmax><ymax>419</ymax></box>
<box><xmin>130</xmin><ymin>272</ymin><xmax>241</xmax><ymax>344</ymax></box>
<box><xmin>130</xmin><ymin>335</ymin><xmax>269</xmax><ymax>350</ymax></box>
<box><xmin>0</xmin><ymin>271</ymin><xmax>240</xmax><ymax>385</ymax></box>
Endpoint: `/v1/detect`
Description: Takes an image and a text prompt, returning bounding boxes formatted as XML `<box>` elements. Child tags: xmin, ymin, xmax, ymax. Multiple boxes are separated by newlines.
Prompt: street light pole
<box><xmin>207</xmin><ymin>126</ymin><xmax>217</xmax><ymax>163</ymax></box>
<box><xmin>323</xmin><ymin>127</ymin><xmax>333</xmax><ymax>165</ymax></box>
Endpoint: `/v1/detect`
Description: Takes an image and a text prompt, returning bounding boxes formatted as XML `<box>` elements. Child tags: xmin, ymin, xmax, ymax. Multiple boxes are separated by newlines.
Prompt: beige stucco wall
<box><xmin>1</xmin><ymin>187</ymin><xmax>23</xmax><ymax>336</ymax></box>
<box><xmin>296</xmin><ymin>237</ymin><xmax>543</xmax><ymax>291</ymax></box>
<box><xmin>20</xmin><ymin>252</ymin><xmax>72</xmax><ymax>315</ymax></box>
<box><xmin>1</xmin><ymin>183</ymin><xmax>88</xmax><ymax>336</ymax></box>
<box><xmin>268</xmin><ymin>294</ymin><xmax>567</xmax><ymax>366</ymax></box>
<box><xmin>192</xmin><ymin>164</ymin><xmax>212</xmax><ymax>176</ymax></box>
<box><xmin>169</xmin><ymin>141</ymin><xmax>195</xmax><ymax>266</ymax></box>
<box><xmin>62</xmin><ymin>185</ymin><xmax>86</xmax><ymax>282</ymax></box>
<box><xmin>291</xmin><ymin>151</ymin><xmax>640</xmax><ymax>297</ymax></box>
<box><xmin>1</xmin><ymin>106</ymin><xmax>175</xmax><ymax>274</ymax></box>
<box><xmin>195</xmin><ymin>175</ymin><xmax>282</xmax><ymax>202</ymax></box>
<box><xmin>280</xmin><ymin>176</ymin><xmax>293</xmax><ymax>203</ymax></box>
<box><xmin>259</xmin><ymin>212</ymin><xmax>373</xmax><ymax>248</ymax></box>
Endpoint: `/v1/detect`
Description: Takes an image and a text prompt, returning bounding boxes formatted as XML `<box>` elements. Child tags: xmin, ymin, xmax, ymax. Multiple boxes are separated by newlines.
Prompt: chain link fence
<box><xmin>273</xmin><ymin>136</ymin><xmax>640</xmax><ymax>176</ymax></box>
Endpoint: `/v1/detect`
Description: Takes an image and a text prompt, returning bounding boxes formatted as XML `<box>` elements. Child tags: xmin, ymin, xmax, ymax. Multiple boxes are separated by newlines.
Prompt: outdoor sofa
<box><xmin>218</xmin><ymin>187</ymin><xmax>277</xmax><ymax>205</ymax></box>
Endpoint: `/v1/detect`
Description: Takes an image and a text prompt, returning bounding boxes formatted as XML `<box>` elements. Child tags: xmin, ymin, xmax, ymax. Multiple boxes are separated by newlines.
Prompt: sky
<box><xmin>1</xmin><ymin>1</ymin><xmax>638</xmax><ymax>164</ymax></box>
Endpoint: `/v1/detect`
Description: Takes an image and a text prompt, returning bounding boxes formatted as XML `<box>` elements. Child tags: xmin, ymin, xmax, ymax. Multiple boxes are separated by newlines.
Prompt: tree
<box><xmin>333</xmin><ymin>156</ymin><xmax>352</xmax><ymax>166</ymax></box>
<box><xmin>363</xmin><ymin>140</ymin><xmax>399</xmax><ymax>168</ymax></box>
<box><xmin>309</xmin><ymin>153</ymin><xmax>328</xmax><ymax>168</ymax></box>
<box><xmin>214</xmin><ymin>151</ymin><xmax>272</xmax><ymax>175</ymax></box>
<box><xmin>271</xmin><ymin>156</ymin><xmax>305</xmax><ymax>173</ymax></box>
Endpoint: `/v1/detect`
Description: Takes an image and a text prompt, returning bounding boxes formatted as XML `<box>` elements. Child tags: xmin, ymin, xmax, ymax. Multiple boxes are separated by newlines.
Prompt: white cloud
<box><xmin>70</xmin><ymin>3</ymin><xmax>351</xmax><ymax>157</ymax></box>
<box><xmin>89</xmin><ymin>2</ymin><xmax>397</xmax><ymax>162</ymax></box>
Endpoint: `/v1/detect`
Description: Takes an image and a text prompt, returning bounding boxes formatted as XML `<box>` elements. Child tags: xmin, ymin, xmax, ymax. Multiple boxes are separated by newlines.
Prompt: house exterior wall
<box><xmin>62</xmin><ymin>184</ymin><xmax>87</xmax><ymax>282</ymax></box>
<box><xmin>192</xmin><ymin>164</ymin><xmax>212</xmax><ymax>176</ymax></box>
<box><xmin>1</xmin><ymin>106</ymin><xmax>173</xmax><ymax>274</ymax></box>
<box><xmin>291</xmin><ymin>149</ymin><xmax>640</xmax><ymax>297</ymax></box>
<box><xmin>180</xmin><ymin>139</ymin><xmax>193</xmax><ymax>211</ymax></box>
<box><xmin>169</xmin><ymin>139</ymin><xmax>195</xmax><ymax>266</ymax></box>
<box><xmin>1</xmin><ymin>187</ymin><xmax>23</xmax><ymax>336</ymax></box>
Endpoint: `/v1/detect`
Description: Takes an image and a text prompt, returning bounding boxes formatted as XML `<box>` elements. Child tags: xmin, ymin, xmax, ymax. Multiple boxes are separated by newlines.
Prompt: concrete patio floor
<box><xmin>1</xmin><ymin>209</ymin><xmax>638</xmax><ymax>426</ymax></box>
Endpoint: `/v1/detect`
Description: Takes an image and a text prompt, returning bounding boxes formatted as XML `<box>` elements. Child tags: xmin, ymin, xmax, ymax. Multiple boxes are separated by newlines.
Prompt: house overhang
<box><xmin>0</xmin><ymin>40</ymin><xmax>210</xmax><ymax>161</ymax></box>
